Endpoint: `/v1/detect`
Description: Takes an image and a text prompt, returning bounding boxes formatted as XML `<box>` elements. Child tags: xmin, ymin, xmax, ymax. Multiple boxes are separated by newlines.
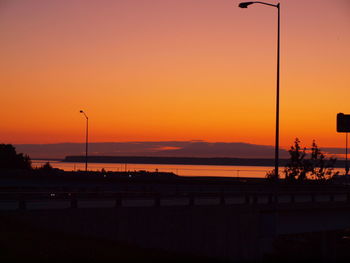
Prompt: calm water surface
<box><xmin>32</xmin><ymin>160</ymin><xmax>272</xmax><ymax>178</ymax></box>
<box><xmin>32</xmin><ymin>160</ymin><xmax>346</xmax><ymax>178</ymax></box>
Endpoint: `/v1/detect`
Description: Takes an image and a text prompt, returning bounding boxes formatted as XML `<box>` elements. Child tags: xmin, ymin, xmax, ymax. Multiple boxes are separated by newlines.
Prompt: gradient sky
<box><xmin>1</xmin><ymin>0</ymin><xmax>350</xmax><ymax>149</ymax></box>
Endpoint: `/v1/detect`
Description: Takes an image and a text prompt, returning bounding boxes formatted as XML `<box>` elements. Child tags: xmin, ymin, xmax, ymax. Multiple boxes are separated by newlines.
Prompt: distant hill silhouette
<box><xmin>63</xmin><ymin>155</ymin><xmax>349</xmax><ymax>169</ymax></box>
<box><xmin>15</xmin><ymin>141</ymin><xmax>290</xmax><ymax>159</ymax></box>
<box><xmin>64</xmin><ymin>156</ymin><xmax>290</xmax><ymax>167</ymax></box>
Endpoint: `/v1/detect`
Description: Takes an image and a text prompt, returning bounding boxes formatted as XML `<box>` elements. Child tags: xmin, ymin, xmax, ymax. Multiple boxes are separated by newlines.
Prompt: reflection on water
<box><xmin>32</xmin><ymin>160</ymin><xmax>272</xmax><ymax>178</ymax></box>
<box><xmin>32</xmin><ymin>160</ymin><xmax>346</xmax><ymax>178</ymax></box>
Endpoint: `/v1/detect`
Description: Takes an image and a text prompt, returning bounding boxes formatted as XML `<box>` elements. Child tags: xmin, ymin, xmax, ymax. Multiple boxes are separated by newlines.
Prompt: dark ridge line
<box><xmin>63</xmin><ymin>156</ymin><xmax>289</xmax><ymax>167</ymax></box>
<box><xmin>63</xmin><ymin>156</ymin><xmax>348</xmax><ymax>168</ymax></box>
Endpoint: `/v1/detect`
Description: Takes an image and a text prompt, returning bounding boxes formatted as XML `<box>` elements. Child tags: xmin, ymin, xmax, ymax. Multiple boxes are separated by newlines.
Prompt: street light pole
<box><xmin>239</xmin><ymin>1</ymin><xmax>280</xmax><ymax>180</ymax></box>
<box><xmin>346</xmin><ymin>132</ymin><xmax>349</xmax><ymax>176</ymax></box>
<box><xmin>275</xmin><ymin>2</ymin><xmax>280</xmax><ymax>180</ymax></box>
<box><xmin>80</xmin><ymin>110</ymin><xmax>88</xmax><ymax>172</ymax></box>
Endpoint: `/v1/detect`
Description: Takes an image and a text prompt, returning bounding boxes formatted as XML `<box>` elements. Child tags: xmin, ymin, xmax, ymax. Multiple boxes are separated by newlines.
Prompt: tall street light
<box><xmin>239</xmin><ymin>1</ymin><xmax>280</xmax><ymax>179</ymax></box>
<box><xmin>80</xmin><ymin>110</ymin><xmax>89</xmax><ymax>172</ymax></box>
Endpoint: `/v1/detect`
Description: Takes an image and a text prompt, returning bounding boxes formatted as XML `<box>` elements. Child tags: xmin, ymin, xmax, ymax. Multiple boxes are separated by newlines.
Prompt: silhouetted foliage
<box><xmin>37</xmin><ymin>162</ymin><xmax>53</xmax><ymax>171</ymax></box>
<box><xmin>0</xmin><ymin>144</ymin><xmax>32</xmax><ymax>170</ymax></box>
<box><xmin>284</xmin><ymin>138</ymin><xmax>310</xmax><ymax>181</ymax></box>
<box><xmin>284</xmin><ymin>138</ymin><xmax>338</xmax><ymax>181</ymax></box>
<box><xmin>265</xmin><ymin>169</ymin><xmax>277</xmax><ymax>180</ymax></box>
<box><xmin>309</xmin><ymin>140</ymin><xmax>339</xmax><ymax>180</ymax></box>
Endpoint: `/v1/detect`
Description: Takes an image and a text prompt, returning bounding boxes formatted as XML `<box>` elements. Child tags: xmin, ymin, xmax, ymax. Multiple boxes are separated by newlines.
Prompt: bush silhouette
<box><xmin>284</xmin><ymin>138</ymin><xmax>338</xmax><ymax>181</ymax></box>
<box><xmin>0</xmin><ymin>144</ymin><xmax>32</xmax><ymax>170</ymax></box>
<box><xmin>37</xmin><ymin>162</ymin><xmax>53</xmax><ymax>171</ymax></box>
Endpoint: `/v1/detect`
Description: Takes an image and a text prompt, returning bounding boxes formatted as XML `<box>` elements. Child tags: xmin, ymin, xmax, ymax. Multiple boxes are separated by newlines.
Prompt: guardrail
<box><xmin>1</xmin><ymin>191</ymin><xmax>350</xmax><ymax>211</ymax></box>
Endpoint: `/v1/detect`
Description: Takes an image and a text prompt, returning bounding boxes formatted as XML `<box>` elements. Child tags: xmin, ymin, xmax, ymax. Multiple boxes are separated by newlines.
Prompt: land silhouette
<box><xmin>1</xmin><ymin>141</ymin><xmax>346</xmax><ymax>180</ymax></box>
<box><xmin>1</xmin><ymin>142</ymin><xmax>350</xmax><ymax>262</ymax></box>
<box><xmin>15</xmin><ymin>141</ymin><xmax>291</xmax><ymax>159</ymax></box>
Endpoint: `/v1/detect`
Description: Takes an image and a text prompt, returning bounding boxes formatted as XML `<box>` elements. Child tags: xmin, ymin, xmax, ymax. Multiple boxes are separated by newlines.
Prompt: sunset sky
<box><xmin>1</xmin><ymin>0</ymin><xmax>350</xmax><ymax>149</ymax></box>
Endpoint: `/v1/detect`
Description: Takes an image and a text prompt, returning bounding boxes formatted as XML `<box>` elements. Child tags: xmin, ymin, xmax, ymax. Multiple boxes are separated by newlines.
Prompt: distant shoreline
<box><xmin>61</xmin><ymin>156</ymin><xmax>348</xmax><ymax>168</ymax></box>
<box><xmin>63</xmin><ymin>156</ymin><xmax>284</xmax><ymax>167</ymax></box>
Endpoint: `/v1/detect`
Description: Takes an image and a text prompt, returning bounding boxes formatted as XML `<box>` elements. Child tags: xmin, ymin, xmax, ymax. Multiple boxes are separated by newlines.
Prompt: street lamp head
<box><xmin>238</xmin><ymin>2</ymin><xmax>255</xmax><ymax>8</ymax></box>
<box><xmin>80</xmin><ymin>110</ymin><xmax>88</xmax><ymax>119</ymax></box>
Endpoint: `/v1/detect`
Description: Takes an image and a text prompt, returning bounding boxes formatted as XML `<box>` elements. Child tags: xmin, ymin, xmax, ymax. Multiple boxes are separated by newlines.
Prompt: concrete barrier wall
<box><xmin>2</xmin><ymin>206</ymin><xmax>262</xmax><ymax>262</ymax></box>
<box><xmin>3</xmin><ymin>194</ymin><xmax>350</xmax><ymax>261</ymax></box>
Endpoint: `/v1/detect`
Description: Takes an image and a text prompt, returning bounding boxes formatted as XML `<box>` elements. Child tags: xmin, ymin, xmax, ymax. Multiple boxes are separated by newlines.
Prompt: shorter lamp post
<box><xmin>80</xmin><ymin>110</ymin><xmax>88</xmax><ymax>172</ymax></box>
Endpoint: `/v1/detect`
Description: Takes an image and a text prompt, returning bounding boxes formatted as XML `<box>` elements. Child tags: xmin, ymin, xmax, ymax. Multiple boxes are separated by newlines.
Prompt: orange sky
<box><xmin>1</xmin><ymin>0</ymin><xmax>349</xmax><ymax>148</ymax></box>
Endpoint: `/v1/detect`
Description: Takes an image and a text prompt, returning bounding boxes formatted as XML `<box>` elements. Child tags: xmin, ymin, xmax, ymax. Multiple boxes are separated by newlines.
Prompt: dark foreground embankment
<box><xmin>1</xmin><ymin>168</ymin><xmax>349</xmax><ymax>194</ymax></box>
<box><xmin>3</xmin><ymin>204</ymin><xmax>350</xmax><ymax>262</ymax></box>
<box><xmin>2</xmin><ymin>170</ymin><xmax>350</xmax><ymax>262</ymax></box>
<box><xmin>0</xmin><ymin>215</ymin><xmax>206</xmax><ymax>262</ymax></box>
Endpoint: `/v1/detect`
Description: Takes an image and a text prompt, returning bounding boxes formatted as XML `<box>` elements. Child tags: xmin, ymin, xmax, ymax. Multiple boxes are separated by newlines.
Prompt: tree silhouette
<box><xmin>309</xmin><ymin>140</ymin><xmax>338</xmax><ymax>180</ymax></box>
<box><xmin>0</xmin><ymin>144</ymin><xmax>32</xmax><ymax>170</ymax></box>
<box><xmin>37</xmin><ymin>162</ymin><xmax>53</xmax><ymax>171</ymax></box>
<box><xmin>284</xmin><ymin>138</ymin><xmax>310</xmax><ymax>181</ymax></box>
<box><xmin>283</xmin><ymin>139</ymin><xmax>338</xmax><ymax>181</ymax></box>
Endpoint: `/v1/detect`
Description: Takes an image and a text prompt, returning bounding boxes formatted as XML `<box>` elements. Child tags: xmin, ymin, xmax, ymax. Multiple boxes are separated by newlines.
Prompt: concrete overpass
<box><xmin>1</xmin><ymin>188</ymin><xmax>350</xmax><ymax>261</ymax></box>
